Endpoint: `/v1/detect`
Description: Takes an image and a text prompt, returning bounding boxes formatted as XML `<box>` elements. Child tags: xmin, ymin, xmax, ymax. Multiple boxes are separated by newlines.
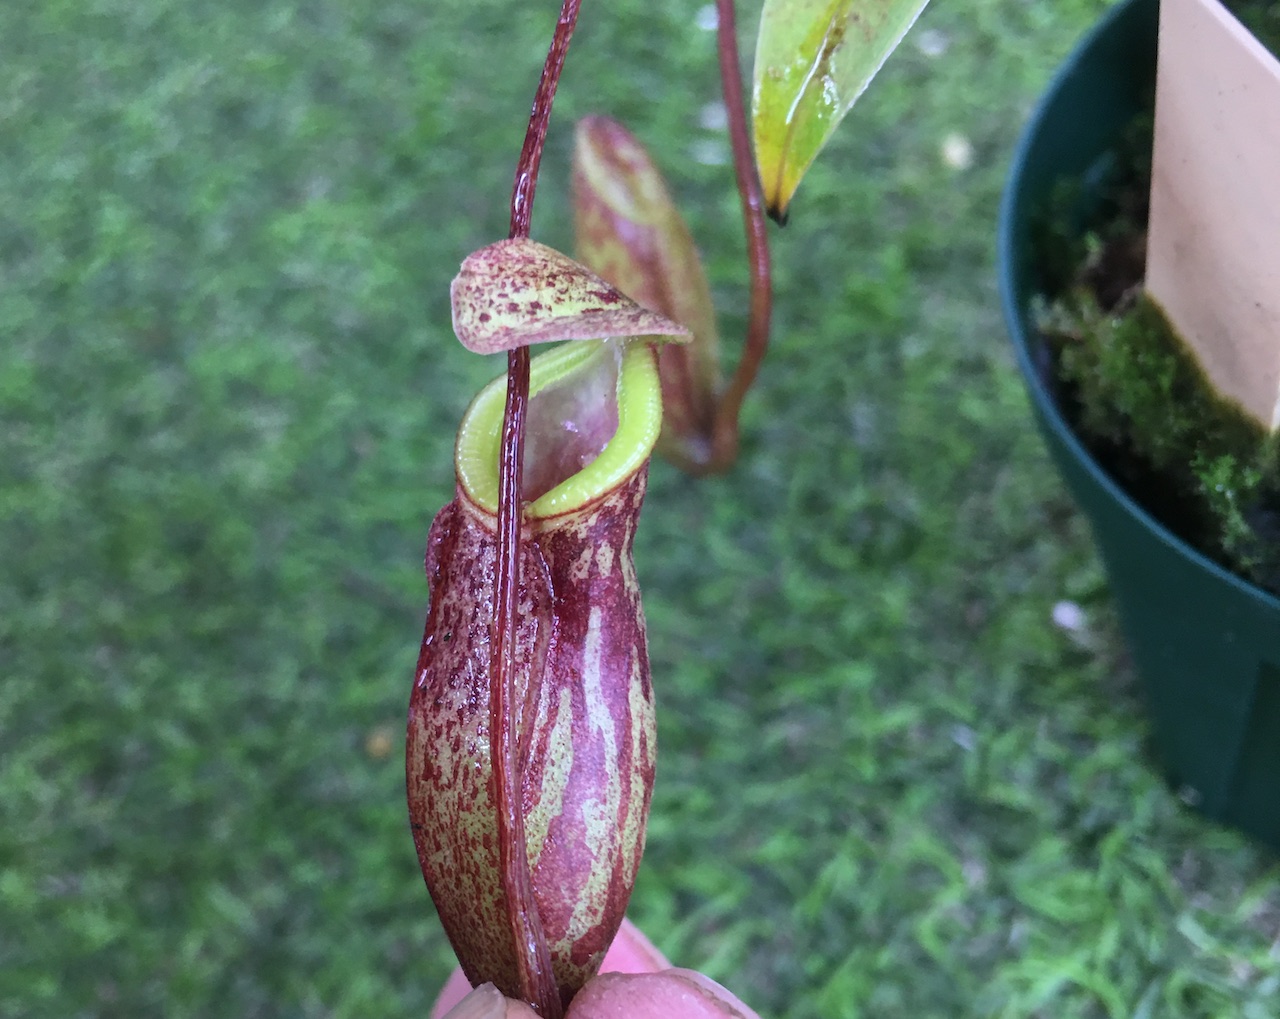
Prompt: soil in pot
<box><xmin>1031</xmin><ymin>0</ymin><xmax>1280</xmax><ymax>596</ymax></box>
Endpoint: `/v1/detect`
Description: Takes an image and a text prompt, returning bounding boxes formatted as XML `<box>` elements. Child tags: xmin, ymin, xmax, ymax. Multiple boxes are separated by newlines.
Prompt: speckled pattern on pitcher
<box><xmin>406</xmin><ymin>465</ymin><xmax>656</xmax><ymax>1008</ymax></box>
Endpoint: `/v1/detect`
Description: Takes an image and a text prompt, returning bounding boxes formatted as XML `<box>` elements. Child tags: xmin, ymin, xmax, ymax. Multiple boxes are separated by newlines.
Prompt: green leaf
<box><xmin>450</xmin><ymin>238</ymin><xmax>690</xmax><ymax>354</ymax></box>
<box><xmin>752</xmin><ymin>0</ymin><xmax>931</xmax><ymax>219</ymax></box>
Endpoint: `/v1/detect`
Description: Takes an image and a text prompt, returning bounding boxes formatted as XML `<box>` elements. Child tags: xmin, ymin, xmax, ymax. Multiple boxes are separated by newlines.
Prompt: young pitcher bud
<box><xmin>572</xmin><ymin>116</ymin><xmax>722</xmax><ymax>471</ymax></box>
<box><xmin>407</xmin><ymin>339</ymin><xmax>661</xmax><ymax>1009</ymax></box>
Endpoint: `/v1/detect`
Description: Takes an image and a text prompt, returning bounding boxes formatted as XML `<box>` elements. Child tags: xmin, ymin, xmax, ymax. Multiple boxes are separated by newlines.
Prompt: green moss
<box><xmin>1055</xmin><ymin>296</ymin><xmax>1263</xmax><ymax>474</ymax></box>
<box><xmin>1039</xmin><ymin>286</ymin><xmax>1280</xmax><ymax>589</ymax></box>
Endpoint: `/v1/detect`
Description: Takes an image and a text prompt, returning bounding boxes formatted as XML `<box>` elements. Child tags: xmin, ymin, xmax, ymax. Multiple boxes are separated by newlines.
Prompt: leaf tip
<box><xmin>755</xmin><ymin>150</ymin><xmax>800</xmax><ymax>228</ymax></box>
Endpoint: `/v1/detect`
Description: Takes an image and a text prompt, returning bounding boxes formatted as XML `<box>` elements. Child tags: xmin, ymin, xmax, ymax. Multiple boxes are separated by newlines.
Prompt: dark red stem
<box><xmin>509</xmin><ymin>0</ymin><xmax>582</xmax><ymax>241</ymax></box>
<box><xmin>493</xmin><ymin>345</ymin><xmax>559</xmax><ymax>1017</ymax></box>
<box><xmin>709</xmin><ymin>0</ymin><xmax>773</xmax><ymax>472</ymax></box>
<box><xmin>492</xmin><ymin>1</ymin><xmax>582</xmax><ymax>1016</ymax></box>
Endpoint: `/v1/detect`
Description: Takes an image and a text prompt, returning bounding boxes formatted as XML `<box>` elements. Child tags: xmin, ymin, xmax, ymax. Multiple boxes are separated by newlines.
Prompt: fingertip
<box><xmin>566</xmin><ymin>970</ymin><xmax>760</xmax><ymax>1019</ymax></box>
<box><xmin>600</xmin><ymin>918</ymin><xmax>672</xmax><ymax>974</ymax></box>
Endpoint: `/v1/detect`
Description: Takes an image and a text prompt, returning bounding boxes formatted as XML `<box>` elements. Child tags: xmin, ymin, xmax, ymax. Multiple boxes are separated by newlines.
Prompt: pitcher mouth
<box><xmin>455</xmin><ymin>339</ymin><xmax>662</xmax><ymax>520</ymax></box>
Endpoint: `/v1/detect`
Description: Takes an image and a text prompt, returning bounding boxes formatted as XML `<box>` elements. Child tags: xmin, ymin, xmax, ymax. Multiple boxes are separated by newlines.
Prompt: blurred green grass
<box><xmin>2</xmin><ymin>0</ymin><xmax>1278</xmax><ymax>1016</ymax></box>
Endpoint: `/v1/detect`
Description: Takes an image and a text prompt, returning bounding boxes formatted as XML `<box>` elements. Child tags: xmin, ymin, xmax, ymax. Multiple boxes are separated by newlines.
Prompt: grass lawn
<box><xmin>3</xmin><ymin>0</ymin><xmax>1278</xmax><ymax>1016</ymax></box>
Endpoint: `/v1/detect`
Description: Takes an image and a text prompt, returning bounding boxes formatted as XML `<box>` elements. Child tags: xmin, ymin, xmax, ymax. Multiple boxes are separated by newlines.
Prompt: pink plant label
<box><xmin>1145</xmin><ymin>0</ymin><xmax>1280</xmax><ymax>428</ymax></box>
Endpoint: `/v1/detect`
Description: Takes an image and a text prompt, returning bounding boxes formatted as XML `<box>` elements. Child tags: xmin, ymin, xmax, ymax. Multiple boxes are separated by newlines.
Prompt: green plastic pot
<box><xmin>998</xmin><ymin>0</ymin><xmax>1280</xmax><ymax>850</ymax></box>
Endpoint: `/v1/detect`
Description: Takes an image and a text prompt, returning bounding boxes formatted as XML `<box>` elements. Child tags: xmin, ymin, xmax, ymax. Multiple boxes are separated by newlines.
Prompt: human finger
<box><xmin>430</xmin><ymin>918</ymin><xmax>671</xmax><ymax>1018</ymax></box>
<box><xmin>438</xmin><ymin>982</ymin><xmax>540</xmax><ymax>1019</ymax></box>
<box><xmin>565</xmin><ymin>968</ymin><xmax>761</xmax><ymax>1019</ymax></box>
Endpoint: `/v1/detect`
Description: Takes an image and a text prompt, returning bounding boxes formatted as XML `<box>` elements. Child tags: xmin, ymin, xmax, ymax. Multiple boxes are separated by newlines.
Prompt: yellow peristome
<box><xmin>455</xmin><ymin>339</ymin><xmax>662</xmax><ymax>519</ymax></box>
